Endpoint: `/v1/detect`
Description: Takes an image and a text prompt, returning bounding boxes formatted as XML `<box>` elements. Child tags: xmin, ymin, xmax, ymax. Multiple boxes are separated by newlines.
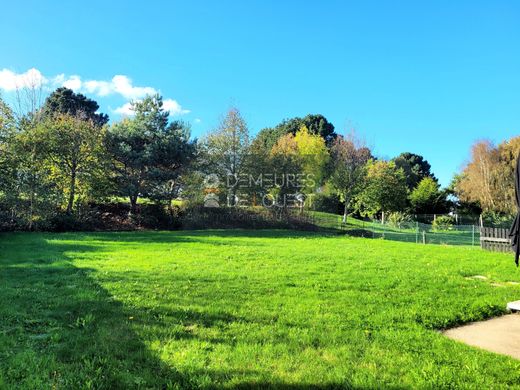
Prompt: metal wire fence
<box><xmin>309</xmin><ymin>212</ymin><xmax>481</xmax><ymax>247</ymax></box>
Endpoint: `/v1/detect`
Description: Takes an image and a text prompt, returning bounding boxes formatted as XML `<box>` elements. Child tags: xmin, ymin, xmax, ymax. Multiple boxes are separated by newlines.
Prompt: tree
<box><xmin>10</xmin><ymin>117</ymin><xmax>60</xmax><ymax>229</ymax></box>
<box><xmin>0</xmin><ymin>97</ymin><xmax>18</xmax><ymax>216</ymax></box>
<box><xmin>0</xmin><ymin>96</ymin><xmax>16</xmax><ymax>179</ymax></box>
<box><xmin>455</xmin><ymin>138</ymin><xmax>520</xmax><ymax>214</ymax></box>
<box><xmin>254</xmin><ymin>114</ymin><xmax>337</xmax><ymax>152</ymax></box>
<box><xmin>36</xmin><ymin>114</ymin><xmax>106</xmax><ymax>213</ymax></box>
<box><xmin>269</xmin><ymin>132</ymin><xmax>302</xmax><ymax>212</ymax></box>
<box><xmin>393</xmin><ymin>152</ymin><xmax>436</xmax><ymax>191</ymax></box>
<box><xmin>202</xmin><ymin>108</ymin><xmax>250</xmax><ymax>203</ymax></box>
<box><xmin>42</xmin><ymin>87</ymin><xmax>109</xmax><ymax>127</ymax></box>
<box><xmin>328</xmin><ymin>135</ymin><xmax>372</xmax><ymax>222</ymax></box>
<box><xmin>105</xmin><ymin>95</ymin><xmax>195</xmax><ymax>214</ymax></box>
<box><xmin>293</xmin><ymin>125</ymin><xmax>330</xmax><ymax>195</ymax></box>
<box><xmin>356</xmin><ymin>160</ymin><xmax>408</xmax><ymax>221</ymax></box>
<box><xmin>409</xmin><ymin>177</ymin><xmax>447</xmax><ymax>214</ymax></box>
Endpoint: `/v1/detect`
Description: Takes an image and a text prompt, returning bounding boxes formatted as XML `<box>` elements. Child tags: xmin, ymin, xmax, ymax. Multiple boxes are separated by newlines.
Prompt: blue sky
<box><xmin>0</xmin><ymin>0</ymin><xmax>519</xmax><ymax>186</ymax></box>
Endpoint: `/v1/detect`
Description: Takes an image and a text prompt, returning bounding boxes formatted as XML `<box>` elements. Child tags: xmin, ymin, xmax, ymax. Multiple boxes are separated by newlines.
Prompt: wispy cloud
<box><xmin>0</xmin><ymin>68</ymin><xmax>190</xmax><ymax>117</ymax></box>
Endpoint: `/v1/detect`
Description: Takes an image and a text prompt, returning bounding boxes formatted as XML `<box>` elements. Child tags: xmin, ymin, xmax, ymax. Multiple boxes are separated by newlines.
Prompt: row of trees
<box><xmin>0</xmin><ymin>86</ymin><xmax>456</xmax><ymax>230</ymax></box>
<box><xmin>0</xmin><ymin>88</ymin><xmax>195</xmax><ymax>229</ymax></box>
<box><xmin>197</xmin><ymin>109</ymin><xmax>450</xmax><ymax>223</ymax></box>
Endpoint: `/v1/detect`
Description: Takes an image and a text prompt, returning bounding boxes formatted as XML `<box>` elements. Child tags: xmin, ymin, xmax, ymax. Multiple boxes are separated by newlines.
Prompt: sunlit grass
<box><xmin>1</xmin><ymin>230</ymin><xmax>520</xmax><ymax>388</ymax></box>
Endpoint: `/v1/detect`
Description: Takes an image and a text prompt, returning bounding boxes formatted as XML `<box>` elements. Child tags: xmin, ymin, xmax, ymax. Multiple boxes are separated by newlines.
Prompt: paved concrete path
<box><xmin>444</xmin><ymin>314</ymin><xmax>520</xmax><ymax>360</ymax></box>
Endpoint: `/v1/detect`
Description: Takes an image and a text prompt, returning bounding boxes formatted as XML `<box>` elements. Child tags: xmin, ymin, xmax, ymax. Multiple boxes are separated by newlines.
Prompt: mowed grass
<box><xmin>1</xmin><ymin>230</ymin><xmax>520</xmax><ymax>389</ymax></box>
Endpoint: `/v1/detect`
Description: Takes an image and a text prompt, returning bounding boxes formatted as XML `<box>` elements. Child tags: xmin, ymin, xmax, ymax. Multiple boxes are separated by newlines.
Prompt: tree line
<box><xmin>0</xmin><ymin>86</ymin><xmax>513</xmax><ymax>231</ymax></box>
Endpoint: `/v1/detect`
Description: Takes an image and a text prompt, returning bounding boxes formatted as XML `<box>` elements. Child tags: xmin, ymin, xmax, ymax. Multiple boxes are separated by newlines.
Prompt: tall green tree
<box><xmin>409</xmin><ymin>177</ymin><xmax>448</xmax><ymax>214</ymax></box>
<box><xmin>105</xmin><ymin>95</ymin><xmax>195</xmax><ymax>214</ymax></box>
<box><xmin>36</xmin><ymin>114</ymin><xmax>106</xmax><ymax>213</ymax></box>
<box><xmin>42</xmin><ymin>87</ymin><xmax>109</xmax><ymax>127</ymax></box>
<box><xmin>393</xmin><ymin>152</ymin><xmax>436</xmax><ymax>191</ymax></box>
<box><xmin>293</xmin><ymin>125</ymin><xmax>330</xmax><ymax>195</ymax></box>
<box><xmin>254</xmin><ymin>114</ymin><xmax>337</xmax><ymax>152</ymax></box>
<box><xmin>0</xmin><ymin>97</ymin><xmax>17</xmax><ymax>187</ymax></box>
<box><xmin>356</xmin><ymin>160</ymin><xmax>408</xmax><ymax>221</ymax></box>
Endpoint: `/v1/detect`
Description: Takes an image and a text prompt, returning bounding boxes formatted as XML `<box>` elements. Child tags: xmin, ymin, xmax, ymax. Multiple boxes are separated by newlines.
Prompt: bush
<box><xmin>481</xmin><ymin>211</ymin><xmax>514</xmax><ymax>228</ymax></box>
<box><xmin>432</xmin><ymin>215</ymin><xmax>454</xmax><ymax>231</ymax></box>
<box><xmin>386</xmin><ymin>212</ymin><xmax>412</xmax><ymax>228</ymax></box>
<box><xmin>310</xmin><ymin>193</ymin><xmax>341</xmax><ymax>214</ymax></box>
<box><xmin>47</xmin><ymin>212</ymin><xmax>86</xmax><ymax>232</ymax></box>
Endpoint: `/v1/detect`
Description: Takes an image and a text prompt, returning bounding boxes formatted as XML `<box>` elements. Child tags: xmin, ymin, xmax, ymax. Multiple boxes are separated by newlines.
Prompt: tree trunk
<box><xmin>129</xmin><ymin>194</ymin><xmax>138</xmax><ymax>215</ymax></box>
<box><xmin>342</xmin><ymin>197</ymin><xmax>350</xmax><ymax>224</ymax></box>
<box><xmin>66</xmin><ymin>167</ymin><xmax>77</xmax><ymax>214</ymax></box>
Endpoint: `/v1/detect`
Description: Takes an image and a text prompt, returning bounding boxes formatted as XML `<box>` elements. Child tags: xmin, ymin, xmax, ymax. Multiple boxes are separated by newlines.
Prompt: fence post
<box><xmin>416</xmin><ymin>222</ymin><xmax>419</xmax><ymax>244</ymax></box>
<box><xmin>472</xmin><ymin>225</ymin><xmax>475</xmax><ymax>247</ymax></box>
<box><xmin>422</xmin><ymin>230</ymin><xmax>426</xmax><ymax>245</ymax></box>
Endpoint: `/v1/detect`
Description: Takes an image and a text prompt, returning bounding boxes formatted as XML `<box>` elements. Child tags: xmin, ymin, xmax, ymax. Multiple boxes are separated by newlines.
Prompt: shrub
<box><xmin>47</xmin><ymin>212</ymin><xmax>86</xmax><ymax>232</ymax></box>
<box><xmin>310</xmin><ymin>193</ymin><xmax>341</xmax><ymax>214</ymax></box>
<box><xmin>386</xmin><ymin>212</ymin><xmax>412</xmax><ymax>228</ymax></box>
<box><xmin>481</xmin><ymin>211</ymin><xmax>514</xmax><ymax>228</ymax></box>
<box><xmin>432</xmin><ymin>215</ymin><xmax>454</xmax><ymax>231</ymax></box>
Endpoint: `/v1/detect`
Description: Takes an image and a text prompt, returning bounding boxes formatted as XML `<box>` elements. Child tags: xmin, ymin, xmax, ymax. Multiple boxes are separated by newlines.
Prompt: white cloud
<box><xmin>0</xmin><ymin>68</ymin><xmax>190</xmax><ymax>118</ymax></box>
<box><xmin>112</xmin><ymin>75</ymin><xmax>156</xmax><ymax>100</ymax></box>
<box><xmin>0</xmin><ymin>68</ymin><xmax>47</xmax><ymax>91</ymax></box>
<box><xmin>163</xmin><ymin>99</ymin><xmax>190</xmax><ymax>116</ymax></box>
<box><xmin>83</xmin><ymin>75</ymin><xmax>157</xmax><ymax>99</ymax></box>
<box><xmin>52</xmin><ymin>74</ymin><xmax>82</xmax><ymax>91</ymax></box>
<box><xmin>114</xmin><ymin>98</ymin><xmax>190</xmax><ymax>117</ymax></box>
<box><xmin>113</xmin><ymin>102</ymin><xmax>134</xmax><ymax>116</ymax></box>
<box><xmin>84</xmin><ymin>79</ymin><xmax>112</xmax><ymax>96</ymax></box>
<box><xmin>63</xmin><ymin>75</ymin><xmax>82</xmax><ymax>91</ymax></box>
<box><xmin>194</xmin><ymin>118</ymin><xmax>201</xmax><ymax>123</ymax></box>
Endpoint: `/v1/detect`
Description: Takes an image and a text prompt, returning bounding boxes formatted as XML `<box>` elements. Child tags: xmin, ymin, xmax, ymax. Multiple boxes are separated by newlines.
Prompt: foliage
<box><xmin>35</xmin><ymin>114</ymin><xmax>106</xmax><ymax>213</ymax></box>
<box><xmin>310</xmin><ymin>192</ymin><xmax>341</xmax><ymax>214</ymax></box>
<box><xmin>1</xmin><ymin>230</ymin><xmax>519</xmax><ymax>388</ymax></box>
<box><xmin>393</xmin><ymin>152</ymin><xmax>436</xmax><ymax>191</ymax></box>
<box><xmin>42</xmin><ymin>87</ymin><xmax>109</xmax><ymax>127</ymax></box>
<box><xmin>409</xmin><ymin>177</ymin><xmax>449</xmax><ymax>214</ymax></box>
<box><xmin>264</xmin><ymin>126</ymin><xmax>330</xmax><ymax>212</ymax></box>
<box><xmin>255</xmin><ymin>113</ymin><xmax>337</xmax><ymax>151</ymax></box>
<box><xmin>269</xmin><ymin>132</ymin><xmax>302</xmax><ymax>211</ymax></box>
<box><xmin>386</xmin><ymin>211</ymin><xmax>412</xmax><ymax>228</ymax></box>
<box><xmin>328</xmin><ymin>135</ymin><xmax>372</xmax><ymax>221</ymax></box>
<box><xmin>432</xmin><ymin>215</ymin><xmax>455</xmax><ymax>231</ymax></box>
<box><xmin>481</xmin><ymin>210</ymin><xmax>515</xmax><ymax>229</ymax></box>
<box><xmin>355</xmin><ymin>160</ymin><xmax>408</xmax><ymax>216</ymax></box>
<box><xmin>455</xmin><ymin>137</ymin><xmax>520</xmax><ymax>214</ymax></box>
<box><xmin>200</xmin><ymin>107</ymin><xmax>250</xmax><ymax>203</ymax></box>
<box><xmin>105</xmin><ymin>95</ymin><xmax>195</xmax><ymax>213</ymax></box>
<box><xmin>293</xmin><ymin>125</ymin><xmax>330</xmax><ymax>193</ymax></box>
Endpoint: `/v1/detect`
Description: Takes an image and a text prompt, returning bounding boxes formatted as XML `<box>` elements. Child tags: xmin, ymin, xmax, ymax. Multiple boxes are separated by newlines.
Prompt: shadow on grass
<box><xmin>0</xmin><ymin>233</ymin><xmax>357</xmax><ymax>389</ymax></box>
<box><xmin>0</xmin><ymin>236</ymin><xmax>188</xmax><ymax>388</ymax></box>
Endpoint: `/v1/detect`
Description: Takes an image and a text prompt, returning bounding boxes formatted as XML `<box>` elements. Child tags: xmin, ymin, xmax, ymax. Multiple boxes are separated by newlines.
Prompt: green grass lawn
<box><xmin>1</xmin><ymin>230</ymin><xmax>520</xmax><ymax>389</ymax></box>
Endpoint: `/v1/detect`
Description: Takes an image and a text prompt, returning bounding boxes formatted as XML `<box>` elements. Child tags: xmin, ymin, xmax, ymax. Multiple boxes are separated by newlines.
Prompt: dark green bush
<box><xmin>310</xmin><ymin>193</ymin><xmax>341</xmax><ymax>214</ymax></box>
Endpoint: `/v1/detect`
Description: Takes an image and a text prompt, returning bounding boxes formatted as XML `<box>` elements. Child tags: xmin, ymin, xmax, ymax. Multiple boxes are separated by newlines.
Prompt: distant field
<box><xmin>1</xmin><ymin>230</ymin><xmax>520</xmax><ymax>388</ymax></box>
